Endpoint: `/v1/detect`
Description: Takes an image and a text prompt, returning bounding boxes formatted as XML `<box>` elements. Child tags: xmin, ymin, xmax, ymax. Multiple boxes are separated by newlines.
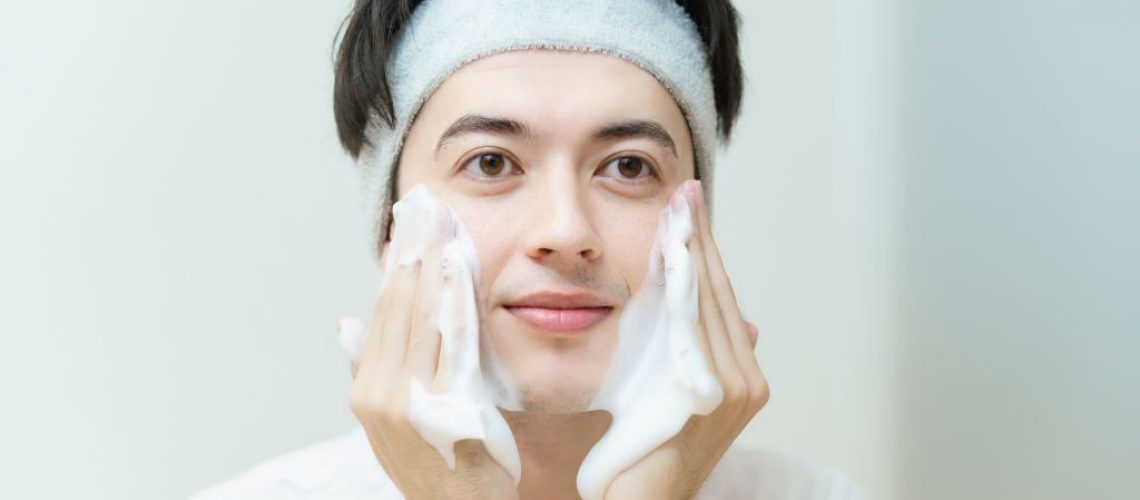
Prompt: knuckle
<box><xmin>748</xmin><ymin>379</ymin><xmax>772</xmax><ymax>410</ymax></box>
<box><xmin>348</xmin><ymin>390</ymin><xmax>393</xmax><ymax>420</ymax></box>
<box><xmin>347</xmin><ymin>393</ymin><xmax>370</xmax><ymax>418</ymax></box>
<box><xmin>720</xmin><ymin>376</ymin><xmax>747</xmax><ymax>402</ymax></box>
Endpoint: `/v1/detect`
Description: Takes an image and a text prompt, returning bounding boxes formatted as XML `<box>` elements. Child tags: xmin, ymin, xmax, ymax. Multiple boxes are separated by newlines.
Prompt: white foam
<box><xmin>576</xmin><ymin>193</ymin><xmax>723</xmax><ymax>499</ymax></box>
<box><xmin>339</xmin><ymin>184</ymin><xmax>721</xmax><ymax>498</ymax></box>
<box><xmin>341</xmin><ymin>185</ymin><xmax>522</xmax><ymax>484</ymax></box>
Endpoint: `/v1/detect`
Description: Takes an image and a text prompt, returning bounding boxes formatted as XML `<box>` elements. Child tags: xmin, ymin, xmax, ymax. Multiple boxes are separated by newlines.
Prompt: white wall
<box><xmin>726</xmin><ymin>1</ymin><xmax>897</xmax><ymax>498</ymax></box>
<box><xmin>1</xmin><ymin>2</ymin><xmax>370</xmax><ymax>498</ymax></box>
<box><xmin>892</xmin><ymin>1</ymin><xmax>1139</xmax><ymax>499</ymax></box>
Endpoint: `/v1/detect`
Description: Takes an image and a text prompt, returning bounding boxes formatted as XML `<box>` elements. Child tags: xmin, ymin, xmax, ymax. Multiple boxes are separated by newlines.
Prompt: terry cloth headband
<box><xmin>353</xmin><ymin>0</ymin><xmax>718</xmax><ymax>255</ymax></box>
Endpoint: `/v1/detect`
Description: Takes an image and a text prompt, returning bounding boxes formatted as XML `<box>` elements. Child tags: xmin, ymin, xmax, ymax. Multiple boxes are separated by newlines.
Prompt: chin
<box><xmin>485</xmin><ymin>310</ymin><xmax>617</xmax><ymax>414</ymax></box>
<box><xmin>499</xmin><ymin>346</ymin><xmax>607</xmax><ymax>414</ymax></box>
<box><xmin>514</xmin><ymin>377</ymin><xmax>598</xmax><ymax>414</ymax></box>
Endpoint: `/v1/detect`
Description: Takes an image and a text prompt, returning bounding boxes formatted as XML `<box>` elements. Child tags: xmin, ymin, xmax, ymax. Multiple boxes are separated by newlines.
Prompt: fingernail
<box><xmin>669</xmin><ymin>186</ymin><xmax>686</xmax><ymax>212</ymax></box>
<box><xmin>685</xmin><ymin>180</ymin><xmax>701</xmax><ymax>205</ymax></box>
<box><xmin>676</xmin><ymin>180</ymin><xmax>691</xmax><ymax>205</ymax></box>
<box><xmin>336</xmin><ymin>316</ymin><xmax>355</xmax><ymax>334</ymax></box>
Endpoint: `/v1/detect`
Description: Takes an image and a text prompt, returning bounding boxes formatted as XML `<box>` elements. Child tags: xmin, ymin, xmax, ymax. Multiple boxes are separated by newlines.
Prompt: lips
<box><xmin>504</xmin><ymin>290</ymin><xmax>614</xmax><ymax>333</ymax></box>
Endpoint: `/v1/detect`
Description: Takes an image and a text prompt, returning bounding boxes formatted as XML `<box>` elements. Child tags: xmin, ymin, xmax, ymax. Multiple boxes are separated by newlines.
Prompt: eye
<box><xmin>599</xmin><ymin>155</ymin><xmax>657</xmax><ymax>181</ymax></box>
<box><xmin>461</xmin><ymin>152</ymin><xmax>519</xmax><ymax>179</ymax></box>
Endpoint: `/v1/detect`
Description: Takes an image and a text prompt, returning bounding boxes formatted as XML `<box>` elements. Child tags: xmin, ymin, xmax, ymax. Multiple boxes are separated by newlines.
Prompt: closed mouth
<box><xmin>503</xmin><ymin>289</ymin><xmax>615</xmax><ymax>333</ymax></box>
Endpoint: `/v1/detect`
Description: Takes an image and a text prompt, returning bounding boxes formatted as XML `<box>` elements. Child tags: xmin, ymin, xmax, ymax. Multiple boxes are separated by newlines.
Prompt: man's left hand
<box><xmin>605</xmin><ymin>180</ymin><xmax>771</xmax><ymax>500</ymax></box>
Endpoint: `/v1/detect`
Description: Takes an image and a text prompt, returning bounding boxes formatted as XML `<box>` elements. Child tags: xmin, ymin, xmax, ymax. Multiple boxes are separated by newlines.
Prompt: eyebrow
<box><xmin>590</xmin><ymin>119</ymin><xmax>677</xmax><ymax>159</ymax></box>
<box><xmin>435</xmin><ymin>114</ymin><xmax>534</xmax><ymax>156</ymax></box>
<box><xmin>434</xmin><ymin>114</ymin><xmax>678</xmax><ymax>159</ymax></box>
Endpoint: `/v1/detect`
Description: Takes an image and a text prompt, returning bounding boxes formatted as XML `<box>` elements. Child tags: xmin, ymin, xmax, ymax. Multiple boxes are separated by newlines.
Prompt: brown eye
<box><xmin>616</xmin><ymin>157</ymin><xmax>644</xmax><ymax>178</ymax></box>
<box><xmin>462</xmin><ymin>152</ymin><xmax>517</xmax><ymax>179</ymax></box>
<box><xmin>478</xmin><ymin>153</ymin><xmax>505</xmax><ymax>175</ymax></box>
<box><xmin>599</xmin><ymin>155</ymin><xmax>656</xmax><ymax>182</ymax></box>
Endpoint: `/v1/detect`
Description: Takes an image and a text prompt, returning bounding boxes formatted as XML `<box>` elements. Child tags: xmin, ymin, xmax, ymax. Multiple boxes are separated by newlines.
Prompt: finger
<box><xmin>691</xmin><ymin>181</ymin><xmax>761</xmax><ymax>374</ymax></box>
<box><xmin>355</xmin><ymin>281</ymin><xmax>392</xmax><ymax>383</ymax></box>
<box><xmin>356</xmin><ymin>243</ymin><xmax>419</xmax><ymax>387</ymax></box>
<box><xmin>406</xmin><ymin>206</ymin><xmax>446</xmax><ymax>384</ymax></box>
<box><xmin>682</xmin><ymin>182</ymin><xmax>740</xmax><ymax>386</ymax></box>
<box><xmin>378</xmin><ymin>252</ymin><xmax>420</xmax><ymax>378</ymax></box>
<box><xmin>665</xmin><ymin>187</ymin><xmax>710</xmax><ymax>365</ymax></box>
<box><xmin>435</xmin><ymin>233</ymin><xmax>482</xmax><ymax>391</ymax></box>
<box><xmin>342</xmin><ymin>249</ymin><xmax>409</xmax><ymax>491</ymax></box>
<box><xmin>353</xmin><ymin>241</ymin><xmax>395</xmax><ymax>384</ymax></box>
<box><xmin>746</xmin><ymin>321</ymin><xmax>759</xmax><ymax>349</ymax></box>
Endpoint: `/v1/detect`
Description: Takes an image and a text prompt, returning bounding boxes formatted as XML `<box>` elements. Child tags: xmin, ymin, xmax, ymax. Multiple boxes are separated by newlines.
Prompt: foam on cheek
<box><xmin>575</xmin><ymin>192</ymin><xmax>724</xmax><ymax>500</ymax></box>
<box><xmin>340</xmin><ymin>185</ymin><xmax>721</xmax><ymax>497</ymax></box>
<box><xmin>341</xmin><ymin>185</ymin><xmax>523</xmax><ymax>484</ymax></box>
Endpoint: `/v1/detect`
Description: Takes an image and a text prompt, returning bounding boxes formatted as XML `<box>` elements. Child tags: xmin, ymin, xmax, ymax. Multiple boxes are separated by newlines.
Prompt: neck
<box><xmin>501</xmin><ymin>409</ymin><xmax>612</xmax><ymax>500</ymax></box>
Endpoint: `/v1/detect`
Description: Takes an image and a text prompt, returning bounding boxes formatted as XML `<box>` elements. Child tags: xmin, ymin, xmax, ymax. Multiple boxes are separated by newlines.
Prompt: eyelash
<box><xmin>459</xmin><ymin>151</ymin><xmax>523</xmax><ymax>181</ymax></box>
<box><xmin>598</xmin><ymin>155</ymin><xmax>660</xmax><ymax>183</ymax></box>
<box><xmin>458</xmin><ymin>150</ymin><xmax>661</xmax><ymax>183</ymax></box>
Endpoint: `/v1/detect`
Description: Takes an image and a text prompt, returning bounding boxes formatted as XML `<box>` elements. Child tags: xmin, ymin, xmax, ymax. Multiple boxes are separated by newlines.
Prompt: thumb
<box><xmin>337</xmin><ymin>316</ymin><xmax>367</xmax><ymax>378</ymax></box>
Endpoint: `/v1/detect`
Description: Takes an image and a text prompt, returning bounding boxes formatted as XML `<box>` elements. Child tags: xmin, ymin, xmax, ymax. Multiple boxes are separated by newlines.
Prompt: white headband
<box><xmin>354</xmin><ymin>0</ymin><xmax>718</xmax><ymax>253</ymax></box>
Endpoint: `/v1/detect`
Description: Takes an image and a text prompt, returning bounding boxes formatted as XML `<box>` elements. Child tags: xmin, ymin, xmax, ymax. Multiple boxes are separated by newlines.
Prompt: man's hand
<box><xmin>341</xmin><ymin>215</ymin><xmax>518</xmax><ymax>500</ymax></box>
<box><xmin>604</xmin><ymin>180</ymin><xmax>771</xmax><ymax>500</ymax></box>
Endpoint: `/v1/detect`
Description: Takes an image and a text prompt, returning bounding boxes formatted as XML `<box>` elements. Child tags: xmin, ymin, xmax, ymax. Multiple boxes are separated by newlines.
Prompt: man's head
<box><xmin>333</xmin><ymin>0</ymin><xmax>743</xmax><ymax>413</ymax></box>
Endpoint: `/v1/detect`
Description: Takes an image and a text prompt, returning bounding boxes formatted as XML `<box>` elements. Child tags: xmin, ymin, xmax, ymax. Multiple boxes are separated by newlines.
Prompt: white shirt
<box><xmin>191</xmin><ymin>427</ymin><xmax>863</xmax><ymax>500</ymax></box>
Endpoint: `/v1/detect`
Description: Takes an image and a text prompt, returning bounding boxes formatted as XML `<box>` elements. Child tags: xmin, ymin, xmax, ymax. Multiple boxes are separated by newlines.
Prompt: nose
<box><xmin>523</xmin><ymin>176</ymin><xmax>603</xmax><ymax>264</ymax></box>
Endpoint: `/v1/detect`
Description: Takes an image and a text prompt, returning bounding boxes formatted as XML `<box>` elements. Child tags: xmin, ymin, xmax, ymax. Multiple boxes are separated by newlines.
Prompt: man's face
<box><xmin>391</xmin><ymin>50</ymin><xmax>695</xmax><ymax>413</ymax></box>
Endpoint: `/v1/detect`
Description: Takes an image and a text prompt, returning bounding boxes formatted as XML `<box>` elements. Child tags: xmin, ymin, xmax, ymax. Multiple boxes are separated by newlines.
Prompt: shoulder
<box><xmin>697</xmin><ymin>446</ymin><xmax>865</xmax><ymax>500</ymax></box>
<box><xmin>188</xmin><ymin>432</ymin><xmax>861</xmax><ymax>500</ymax></box>
<box><xmin>189</xmin><ymin>428</ymin><xmax>402</xmax><ymax>500</ymax></box>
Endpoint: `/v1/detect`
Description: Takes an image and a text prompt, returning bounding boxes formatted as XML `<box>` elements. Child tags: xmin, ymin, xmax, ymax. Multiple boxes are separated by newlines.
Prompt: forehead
<box><xmin>414</xmin><ymin>49</ymin><xmax>692</xmax><ymax>148</ymax></box>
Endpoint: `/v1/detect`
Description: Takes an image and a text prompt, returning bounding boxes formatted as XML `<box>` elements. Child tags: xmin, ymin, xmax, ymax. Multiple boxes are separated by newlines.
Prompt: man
<box><xmin>193</xmin><ymin>0</ymin><xmax>862</xmax><ymax>498</ymax></box>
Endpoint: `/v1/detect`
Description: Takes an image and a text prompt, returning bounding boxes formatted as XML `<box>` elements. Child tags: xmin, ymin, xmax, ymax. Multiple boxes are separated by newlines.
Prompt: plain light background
<box><xmin>2</xmin><ymin>1</ymin><xmax>1136</xmax><ymax>499</ymax></box>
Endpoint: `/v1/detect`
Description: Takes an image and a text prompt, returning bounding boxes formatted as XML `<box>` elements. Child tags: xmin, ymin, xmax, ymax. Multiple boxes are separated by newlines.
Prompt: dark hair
<box><xmin>332</xmin><ymin>0</ymin><xmax>744</xmax><ymax>160</ymax></box>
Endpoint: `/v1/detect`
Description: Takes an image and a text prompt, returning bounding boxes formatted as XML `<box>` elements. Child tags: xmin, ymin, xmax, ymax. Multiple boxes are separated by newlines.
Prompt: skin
<box><xmin>343</xmin><ymin>50</ymin><xmax>769</xmax><ymax>499</ymax></box>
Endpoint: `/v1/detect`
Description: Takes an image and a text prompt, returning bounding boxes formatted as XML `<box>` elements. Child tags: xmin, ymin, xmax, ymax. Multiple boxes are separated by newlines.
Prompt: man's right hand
<box><xmin>340</xmin><ymin>220</ymin><xmax>518</xmax><ymax>500</ymax></box>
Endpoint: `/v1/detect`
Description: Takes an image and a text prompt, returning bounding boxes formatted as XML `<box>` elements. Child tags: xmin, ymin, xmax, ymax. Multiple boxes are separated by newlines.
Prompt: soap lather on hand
<box><xmin>339</xmin><ymin>185</ymin><xmax>522</xmax><ymax>499</ymax></box>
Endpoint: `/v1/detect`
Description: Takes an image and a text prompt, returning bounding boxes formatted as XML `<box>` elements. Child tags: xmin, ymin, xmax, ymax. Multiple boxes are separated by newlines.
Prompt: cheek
<box><xmin>394</xmin><ymin>155</ymin><xmax>514</xmax><ymax>270</ymax></box>
<box><xmin>597</xmin><ymin>204</ymin><xmax>662</xmax><ymax>291</ymax></box>
<box><xmin>441</xmin><ymin>196</ymin><xmax>518</xmax><ymax>292</ymax></box>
